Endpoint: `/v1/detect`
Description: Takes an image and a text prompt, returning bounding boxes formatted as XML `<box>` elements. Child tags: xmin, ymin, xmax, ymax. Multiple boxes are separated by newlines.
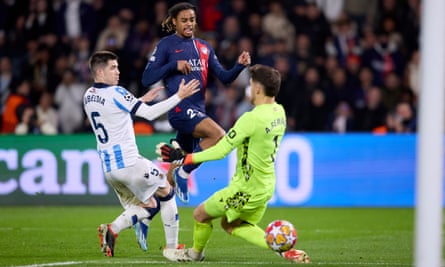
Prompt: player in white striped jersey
<box><xmin>84</xmin><ymin>50</ymin><xmax>199</xmax><ymax>257</ymax></box>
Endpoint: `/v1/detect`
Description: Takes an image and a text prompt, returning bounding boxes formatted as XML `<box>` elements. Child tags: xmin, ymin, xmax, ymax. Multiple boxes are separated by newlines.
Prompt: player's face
<box><xmin>101</xmin><ymin>59</ymin><xmax>120</xmax><ymax>85</ymax></box>
<box><xmin>173</xmin><ymin>9</ymin><xmax>196</xmax><ymax>38</ymax></box>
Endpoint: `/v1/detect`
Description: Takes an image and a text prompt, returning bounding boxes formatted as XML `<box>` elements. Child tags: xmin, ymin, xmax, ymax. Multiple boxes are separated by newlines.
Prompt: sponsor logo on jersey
<box><xmin>187</xmin><ymin>58</ymin><xmax>207</xmax><ymax>72</ymax></box>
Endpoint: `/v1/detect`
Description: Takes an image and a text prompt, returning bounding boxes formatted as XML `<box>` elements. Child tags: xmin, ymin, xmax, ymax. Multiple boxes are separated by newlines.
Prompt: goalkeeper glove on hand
<box><xmin>156</xmin><ymin>140</ymin><xmax>186</xmax><ymax>164</ymax></box>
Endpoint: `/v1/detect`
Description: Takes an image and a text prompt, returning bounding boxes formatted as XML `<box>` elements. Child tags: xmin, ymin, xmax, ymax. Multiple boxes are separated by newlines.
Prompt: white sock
<box><xmin>160</xmin><ymin>197</ymin><xmax>179</xmax><ymax>248</ymax></box>
<box><xmin>178</xmin><ymin>167</ymin><xmax>189</xmax><ymax>178</ymax></box>
<box><xmin>110</xmin><ymin>205</ymin><xmax>149</xmax><ymax>234</ymax></box>
<box><xmin>141</xmin><ymin>218</ymin><xmax>151</xmax><ymax>226</ymax></box>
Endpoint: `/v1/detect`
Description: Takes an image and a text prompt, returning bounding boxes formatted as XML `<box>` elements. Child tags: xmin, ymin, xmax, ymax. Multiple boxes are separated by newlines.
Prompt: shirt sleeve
<box><xmin>141</xmin><ymin>41</ymin><xmax>177</xmax><ymax>86</ymax></box>
<box><xmin>134</xmin><ymin>94</ymin><xmax>181</xmax><ymax>121</ymax></box>
<box><xmin>189</xmin><ymin>112</ymin><xmax>254</xmax><ymax>164</ymax></box>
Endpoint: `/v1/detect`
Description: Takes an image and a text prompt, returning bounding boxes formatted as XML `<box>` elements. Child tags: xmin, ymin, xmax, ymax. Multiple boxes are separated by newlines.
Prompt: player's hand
<box><xmin>139</xmin><ymin>86</ymin><xmax>163</xmax><ymax>102</ymax></box>
<box><xmin>177</xmin><ymin>60</ymin><xmax>192</xmax><ymax>75</ymax></box>
<box><xmin>238</xmin><ymin>51</ymin><xmax>251</xmax><ymax>66</ymax></box>
<box><xmin>176</xmin><ymin>79</ymin><xmax>200</xmax><ymax>99</ymax></box>
<box><xmin>156</xmin><ymin>140</ymin><xmax>186</xmax><ymax>164</ymax></box>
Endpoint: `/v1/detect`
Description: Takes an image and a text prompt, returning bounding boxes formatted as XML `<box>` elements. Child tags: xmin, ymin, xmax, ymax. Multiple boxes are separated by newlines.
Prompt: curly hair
<box><xmin>161</xmin><ymin>2</ymin><xmax>197</xmax><ymax>33</ymax></box>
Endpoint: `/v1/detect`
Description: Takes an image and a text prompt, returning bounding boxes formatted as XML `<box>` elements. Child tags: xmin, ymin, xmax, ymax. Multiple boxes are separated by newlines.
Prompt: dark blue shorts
<box><xmin>169</xmin><ymin>107</ymin><xmax>207</xmax><ymax>152</ymax></box>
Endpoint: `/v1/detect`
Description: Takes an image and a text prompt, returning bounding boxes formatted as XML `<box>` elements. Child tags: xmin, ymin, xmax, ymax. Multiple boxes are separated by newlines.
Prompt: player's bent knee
<box><xmin>156</xmin><ymin>186</ymin><xmax>175</xmax><ymax>201</ymax></box>
<box><xmin>193</xmin><ymin>204</ymin><xmax>210</xmax><ymax>223</ymax></box>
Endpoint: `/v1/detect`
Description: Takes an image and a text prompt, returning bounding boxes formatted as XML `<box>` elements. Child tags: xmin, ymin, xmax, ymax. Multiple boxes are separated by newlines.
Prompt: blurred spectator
<box><xmin>55</xmin><ymin>0</ymin><xmax>97</xmax><ymax>45</ymax></box>
<box><xmin>379</xmin><ymin>15</ymin><xmax>403</xmax><ymax>48</ymax></box>
<box><xmin>70</xmin><ymin>36</ymin><xmax>91</xmax><ymax>83</ymax></box>
<box><xmin>151</xmin><ymin>0</ymin><xmax>169</xmax><ymax>37</ymax></box>
<box><xmin>95</xmin><ymin>15</ymin><xmax>127</xmax><ymax>52</ymax></box>
<box><xmin>123</xmin><ymin>18</ymin><xmax>153</xmax><ymax>94</ymax></box>
<box><xmin>0</xmin><ymin>56</ymin><xmax>17</xmax><ymax>111</ymax></box>
<box><xmin>15</xmin><ymin>91</ymin><xmax>57</xmax><ymax>135</ymax></box>
<box><xmin>381</xmin><ymin>71</ymin><xmax>402</xmax><ymax>110</ymax></box>
<box><xmin>295</xmin><ymin>2</ymin><xmax>332</xmax><ymax>63</ymax></box>
<box><xmin>373</xmin><ymin>0</ymin><xmax>405</xmax><ymax>36</ymax></box>
<box><xmin>393</xmin><ymin>101</ymin><xmax>416</xmax><ymax>133</ymax></box>
<box><xmin>220</xmin><ymin>0</ymin><xmax>250</xmax><ymax>36</ymax></box>
<box><xmin>361</xmin><ymin>31</ymin><xmax>405</xmax><ymax>86</ymax></box>
<box><xmin>400</xmin><ymin>0</ymin><xmax>420</xmax><ymax>58</ymax></box>
<box><xmin>294</xmin><ymin>34</ymin><xmax>315</xmax><ymax>78</ymax></box>
<box><xmin>314</xmin><ymin>0</ymin><xmax>344</xmax><ymax>22</ymax></box>
<box><xmin>24</xmin><ymin>43</ymin><xmax>54</xmax><ymax>101</ymax></box>
<box><xmin>24</xmin><ymin>0</ymin><xmax>55</xmax><ymax>40</ymax></box>
<box><xmin>15</xmin><ymin>105</ymin><xmax>40</xmax><ymax>134</ymax></box>
<box><xmin>37</xmin><ymin>90</ymin><xmax>58</xmax><ymax>133</ymax></box>
<box><xmin>218</xmin><ymin>40</ymin><xmax>239</xmax><ymax>68</ymax></box>
<box><xmin>54</xmin><ymin>68</ymin><xmax>85</xmax><ymax>133</ymax></box>
<box><xmin>352</xmin><ymin>66</ymin><xmax>375</xmax><ymax>110</ymax></box>
<box><xmin>262</xmin><ymin>0</ymin><xmax>295</xmax><ymax>52</ymax></box>
<box><xmin>274</xmin><ymin>56</ymin><xmax>299</xmax><ymax>129</ymax></box>
<box><xmin>1</xmin><ymin>80</ymin><xmax>32</xmax><ymax>133</ymax></box>
<box><xmin>324</xmin><ymin>67</ymin><xmax>356</xmax><ymax>111</ymax></box>
<box><xmin>246</xmin><ymin>12</ymin><xmax>263</xmax><ymax>48</ymax></box>
<box><xmin>327</xmin><ymin>101</ymin><xmax>355</xmax><ymax>133</ymax></box>
<box><xmin>220</xmin><ymin>15</ymin><xmax>241</xmax><ymax>44</ymax></box>
<box><xmin>6</xmin><ymin>15</ymin><xmax>28</xmax><ymax>63</ymax></box>
<box><xmin>354</xmin><ymin>86</ymin><xmax>387</xmax><ymax>131</ymax></box>
<box><xmin>343</xmin><ymin>0</ymin><xmax>377</xmax><ymax>35</ymax></box>
<box><xmin>326</xmin><ymin>13</ymin><xmax>361</xmax><ymax>68</ymax></box>
<box><xmin>215</xmin><ymin>85</ymin><xmax>239</xmax><ymax>131</ymax></box>
<box><xmin>198</xmin><ymin>0</ymin><xmax>223</xmax><ymax>32</ymax></box>
<box><xmin>290</xmin><ymin>66</ymin><xmax>323</xmax><ymax>131</ymax></box>
<box><xmin>373</xmin><ymin>101</ymin><xmax>416</xmax><ymax>134</ymax></box>
<box><xmin>301</xmin><ymin>88</ymin><xmax>329</xmax><ymax>132</ymax></box>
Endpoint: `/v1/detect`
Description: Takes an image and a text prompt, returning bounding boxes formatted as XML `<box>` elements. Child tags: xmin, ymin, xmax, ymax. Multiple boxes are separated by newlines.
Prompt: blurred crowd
<box><xmin>0</xmin><ymin>0</ymin><xmax>421</xmax><ymax>135</ymax></box>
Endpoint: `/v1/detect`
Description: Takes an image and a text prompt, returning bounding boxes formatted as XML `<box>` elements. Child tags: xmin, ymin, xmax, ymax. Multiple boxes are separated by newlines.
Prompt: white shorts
<box><xmin>104</xmin><ymin>156</ymin><xmax>167</xmax><ymax>209</ymax></box>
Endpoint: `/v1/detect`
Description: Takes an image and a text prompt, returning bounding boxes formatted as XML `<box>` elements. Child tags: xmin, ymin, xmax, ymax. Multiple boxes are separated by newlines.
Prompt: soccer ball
<box><xmin>264</xmin><ymin>220</ymin><xmax>297</xmax><ymax>252</ymax></box>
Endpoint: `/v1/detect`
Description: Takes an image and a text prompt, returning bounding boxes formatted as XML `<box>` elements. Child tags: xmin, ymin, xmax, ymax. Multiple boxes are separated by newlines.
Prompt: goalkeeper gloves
<box><xmin>156</xmin><ymin>140</ymin><xmax>186</xmax><ymax>164</ymax></box>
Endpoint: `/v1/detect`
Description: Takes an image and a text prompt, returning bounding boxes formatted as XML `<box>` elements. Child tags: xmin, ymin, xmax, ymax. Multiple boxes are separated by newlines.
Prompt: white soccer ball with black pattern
<box><xmin>264</xmin><ymin>220</ymin><xmax>297</xmax><ymax>252</ymax></box>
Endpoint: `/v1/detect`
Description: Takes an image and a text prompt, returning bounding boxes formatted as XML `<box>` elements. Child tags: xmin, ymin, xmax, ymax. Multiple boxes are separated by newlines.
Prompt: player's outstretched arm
<box><xmin>134</xmin><ymin>79</ymin><xmax>199</xmax><ymax>121</ymax></box>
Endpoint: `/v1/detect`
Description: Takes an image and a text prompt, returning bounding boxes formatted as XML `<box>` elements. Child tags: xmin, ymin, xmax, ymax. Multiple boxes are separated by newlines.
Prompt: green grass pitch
<box><xmin>0</xmin><ymin>206</ymin><xmax>415</xmax><ymax>267</ymax></box>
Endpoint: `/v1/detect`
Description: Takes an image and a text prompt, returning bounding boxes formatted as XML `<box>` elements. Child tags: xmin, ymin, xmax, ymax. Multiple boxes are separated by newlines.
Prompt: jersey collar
<box><xmin>93</xmin><ymin>82</ymin><xmax>110</xmax><ymax>88</ymax></box>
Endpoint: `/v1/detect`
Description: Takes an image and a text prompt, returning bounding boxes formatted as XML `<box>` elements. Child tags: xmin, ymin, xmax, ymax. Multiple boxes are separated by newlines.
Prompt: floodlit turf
<box><xmin>0</xmin><ymin>206</ymin><xmax>415</xmax><ymax>267</ymax></box>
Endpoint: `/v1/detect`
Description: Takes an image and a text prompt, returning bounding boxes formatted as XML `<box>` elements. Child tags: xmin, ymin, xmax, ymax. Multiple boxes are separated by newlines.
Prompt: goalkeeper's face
<box><xmin>99</xmin><ymin>59</ymin><xmax>120</xmax><ymax>86</ymax></box>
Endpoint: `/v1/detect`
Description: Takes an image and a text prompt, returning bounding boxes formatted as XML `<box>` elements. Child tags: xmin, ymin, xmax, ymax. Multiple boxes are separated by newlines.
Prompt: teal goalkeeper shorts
<box><xmin>203</xmin><ymin>185</ymin><xmax>269</xmax><ymax>224</ymax></box>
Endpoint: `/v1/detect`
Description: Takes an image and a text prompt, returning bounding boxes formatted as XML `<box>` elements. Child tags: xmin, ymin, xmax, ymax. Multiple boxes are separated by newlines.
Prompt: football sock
<box><xmin>193</xmin><ymin>220</ymin><xmax>213</xmax><ymax>252</ymax></box>
<box><xmin>159</xmin><ymin>188</ymin><xmax>179</xmax><ymax>248</ymax></box>
<box><xmin>232</xmin><ymin>222</ymin><xmax>269</xmax><ymax>249</ymax></box>
<box><xmin>110</xmin><ymin>205</ymin><xmax>149</xmax><ymax>234</ymax></box>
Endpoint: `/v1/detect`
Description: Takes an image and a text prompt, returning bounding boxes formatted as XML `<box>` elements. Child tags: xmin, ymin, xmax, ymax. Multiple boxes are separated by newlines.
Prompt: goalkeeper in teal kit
<box><xmin>158</xmin><ymin>65</ymin><xmax>310</xmax><ymax>263</ymax></box>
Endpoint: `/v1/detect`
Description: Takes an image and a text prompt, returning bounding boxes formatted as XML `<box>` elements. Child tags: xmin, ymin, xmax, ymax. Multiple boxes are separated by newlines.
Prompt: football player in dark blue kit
<box><xmin>141</xmin><ymin>2</ymin><xmax>251</xmax><ymax>203</ymax></box>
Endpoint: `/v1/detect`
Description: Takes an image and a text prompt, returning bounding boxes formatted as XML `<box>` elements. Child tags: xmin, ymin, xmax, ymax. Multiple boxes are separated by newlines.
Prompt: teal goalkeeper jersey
<box><xmin>192</xmin><ymin>103</ymin><xmax>286</xmax><ymax>199</ymax></box>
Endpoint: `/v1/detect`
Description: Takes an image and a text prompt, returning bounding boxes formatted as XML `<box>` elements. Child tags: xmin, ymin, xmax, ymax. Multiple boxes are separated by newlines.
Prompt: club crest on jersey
<box><xmin>124</xmin><ymin>93</ymin><xmax>133</xmax><ymax>101</ymax></box>
<box><xmin>200</xmin><ymin>47</ymin><xmax>208</xmax><ymax>55</ymax></box>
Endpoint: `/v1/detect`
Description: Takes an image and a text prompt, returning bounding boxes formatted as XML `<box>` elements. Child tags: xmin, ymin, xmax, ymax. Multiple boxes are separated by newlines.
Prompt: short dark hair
<box><xmin>88</xmin><ymin>50</ymin><xmax>118</xmax><ymax>77</ymax></box>
<box><xmin>249</xmin><ymin>64</ymin><xmax>281</xmax><ymax>97</ymax></box>
<box><xmin>162</xmin><ymin>2</ymin><xmax>197</xmax><ymax>32</ymax></box>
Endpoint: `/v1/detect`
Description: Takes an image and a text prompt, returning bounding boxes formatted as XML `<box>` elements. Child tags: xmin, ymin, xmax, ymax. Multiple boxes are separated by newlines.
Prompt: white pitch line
<box><xmin>10</xmin><ymin>260</ymin><xmax>416</xmax><ymax>267</ymax></box>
